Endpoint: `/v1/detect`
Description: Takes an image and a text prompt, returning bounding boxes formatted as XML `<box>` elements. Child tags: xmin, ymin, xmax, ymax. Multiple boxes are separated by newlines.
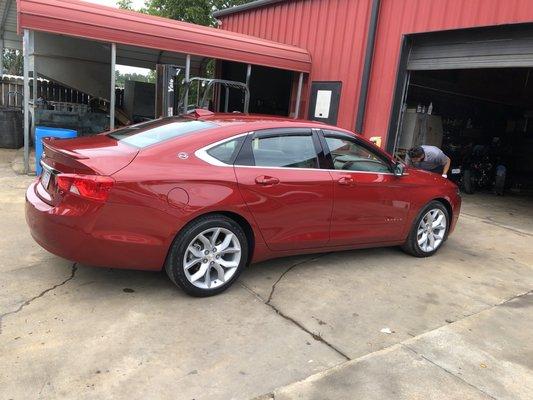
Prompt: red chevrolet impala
<box><xmin>26</xmin><ymin>112</ymin><xmax>461</xmax><ymax>296</ymax></box>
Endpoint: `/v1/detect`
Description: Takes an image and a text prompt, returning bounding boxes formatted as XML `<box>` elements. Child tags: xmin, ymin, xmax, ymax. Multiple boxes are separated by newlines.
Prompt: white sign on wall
<box><xmin>314</xmin><ymin>90</ymin><xmax>332</xmax><ymax>119</ymax></box>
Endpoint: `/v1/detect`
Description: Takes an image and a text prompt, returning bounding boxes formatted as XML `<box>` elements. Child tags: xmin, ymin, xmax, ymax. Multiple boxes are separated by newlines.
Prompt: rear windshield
<box><xmin>108</xmin><ymin>118</ymin><xmax>216</xmax><ymax>148</ymax></box>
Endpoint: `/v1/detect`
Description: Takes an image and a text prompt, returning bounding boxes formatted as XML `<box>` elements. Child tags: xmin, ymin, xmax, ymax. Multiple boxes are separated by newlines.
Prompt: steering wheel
<box><xmin>341</xmin><ymin>161</ymin><xmax>355</xmax><ymax>170</ymax></box>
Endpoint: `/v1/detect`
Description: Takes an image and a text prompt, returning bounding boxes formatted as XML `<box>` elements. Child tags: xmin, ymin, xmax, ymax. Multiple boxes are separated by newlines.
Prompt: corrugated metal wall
<box><xmin>220</xmin><ymin>0</ymin><xmax>533</xmax><ymax>143</ymax></box>
<box><xmin>221</xmin><ymin>0</ymin><xmax>372</xmax><ymax>128</ymax></box>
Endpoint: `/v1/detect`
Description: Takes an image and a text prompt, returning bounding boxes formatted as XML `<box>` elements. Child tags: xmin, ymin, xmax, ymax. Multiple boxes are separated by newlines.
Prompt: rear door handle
<box><xmin>255</xmin><ymin>175</ymin><xmax>280</xmax><ymax>186</ymax></box>
<box><xmin>338</xmin><ymin>176</ymin><xmax>355</xmax><ymax>186</ymax></box>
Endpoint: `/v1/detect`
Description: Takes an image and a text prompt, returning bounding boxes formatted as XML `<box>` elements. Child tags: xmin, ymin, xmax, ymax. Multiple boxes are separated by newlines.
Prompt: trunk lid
<box><xmin>38</xmin><ymin>135</ymin><xmax>138</xmax><ymax>205</ymax></box>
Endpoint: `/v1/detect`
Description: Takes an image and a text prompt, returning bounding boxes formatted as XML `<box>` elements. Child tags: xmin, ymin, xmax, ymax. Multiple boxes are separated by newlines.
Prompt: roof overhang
<box><xmin>17</xmin><ymin>0</ymin><xmax>311</xmax><ymax>73</ymax></box>
<box><xmin>213</xmin><ymin>0</ymin><xmax>286</xmax><ymax>19</ymax></box>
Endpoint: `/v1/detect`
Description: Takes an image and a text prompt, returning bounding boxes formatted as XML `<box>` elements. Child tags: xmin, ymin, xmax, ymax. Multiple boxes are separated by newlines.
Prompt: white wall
<box><xmin>33</xmin><ymin>32</ymin><xmax>111</xmax><ymax>100</ymax></box>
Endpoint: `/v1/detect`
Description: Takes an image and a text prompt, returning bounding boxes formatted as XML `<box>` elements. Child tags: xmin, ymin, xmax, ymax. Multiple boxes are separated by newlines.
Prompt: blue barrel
<box><xmin>35</xmin><ymin>127</ymin><xmax>77</xmax><ymax>175</ymax></box>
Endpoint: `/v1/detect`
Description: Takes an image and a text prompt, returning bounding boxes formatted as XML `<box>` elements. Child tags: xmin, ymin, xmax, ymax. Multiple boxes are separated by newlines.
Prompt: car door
<box><xmin>234</xmin><ymin>128</ymin><xmax>334</xmax><ymax>251</ymax></box>
<box><xmin>320</xmin><ymin>130</ymin><xmax>409</xmax><ymax>245</ymax></box>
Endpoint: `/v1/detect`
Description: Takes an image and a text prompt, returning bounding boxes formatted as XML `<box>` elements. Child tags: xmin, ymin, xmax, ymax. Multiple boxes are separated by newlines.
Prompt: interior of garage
<box><xmin>219</xmin><ymin>61</ymin><xmax>293</xmax><ymax>115</ymax></box>
<box><xmin>397</xmin><ymin>67</ymin><xmax>533</xmax><ymax>195</ymax></box>
<box><xmin>392</xmin><ymin>25</ymin><xmax>533</xmax><ymax>198</ymax></box>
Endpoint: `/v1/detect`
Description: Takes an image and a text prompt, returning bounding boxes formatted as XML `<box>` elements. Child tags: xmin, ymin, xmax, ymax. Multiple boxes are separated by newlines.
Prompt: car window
<box><xmin>206</xmin><ymin>136</ymin><xmax>245</xmax><ymax>164</ymax></box>
<box><xmin>108</xmin><ymin>118</ymin><xmax>216</xmax><ymax>148</ymax></box>
<box><xmin>251</xmin><ymin>135</ymin><xmax>318</xmax><ymax>169</ymax></box>
<box><xmin>325</xmin><ymin>136</ymin><xmax>391</xmax><ymax>173</ymax></box>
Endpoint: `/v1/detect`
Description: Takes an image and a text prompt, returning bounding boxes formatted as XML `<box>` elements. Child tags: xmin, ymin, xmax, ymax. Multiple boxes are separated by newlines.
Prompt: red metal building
<box><xmin>214</xmin><ymin>0</ymin><xmax>533</xmax><ymax>151</ymax></box>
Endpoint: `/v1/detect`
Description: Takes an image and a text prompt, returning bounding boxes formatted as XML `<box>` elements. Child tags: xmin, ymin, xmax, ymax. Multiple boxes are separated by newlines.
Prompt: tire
<box><xmin>401</xmin><ymin>201</ymin><xmax>450</xmax><ymax>258</ymax></box>
<box><xmin>463</xmin><ymin>169</ymin><xmax>475</xmax><ymax>194</ymax></box>
<box><xmin>165</xmin><ymin>214</ymin><xmax>249</xmax><ymax>297</ymax></box>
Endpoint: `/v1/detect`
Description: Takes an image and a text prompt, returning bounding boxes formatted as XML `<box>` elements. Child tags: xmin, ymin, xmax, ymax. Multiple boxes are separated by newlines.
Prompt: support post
<box><xmin>110</xmin><ymin>43</ymin><xmax>116</xmax><ymax>130</ymax></box>
<box><xmin>294</xmin><ymin>72</ymin><xmax>304</xmax><ymax>119</ymax></box>
<box><xmin>183</xmin><ymin>54</ymin><xmax>190</xmax><ymax>114</ymax></box>
<box><xmin>31</xmin><ymin>34</ymin><xmax>37</xmax><ymax>145</ymax></box>
<box><xmin>23</xmin><ymin>29</ymin><xmax>30</xmax><ymax>174</ymax></box>
<box><xmin>0</xmin><ymin>37</ymin><xmax>4</xmax><ymax>75</ymax></box>
<box><xmin>224</xmin><ymin>86</ymin><xmax>229</xmax><ymax>112</ymax></box>
<box><xmin>244</xmin><ymin>64</ymin><xmax>251</xmax><ymax>112</ymax></box>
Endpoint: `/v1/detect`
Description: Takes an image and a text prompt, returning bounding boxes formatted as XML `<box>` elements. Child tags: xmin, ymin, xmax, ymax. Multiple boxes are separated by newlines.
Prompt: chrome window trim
<box><xmin>195</xmin><ymin>130</ymin><xmax>397</xmax><ymax>176</ymax></box>
<box><xmin>194</xmin><ymin>132</ymin><xmax>251</xmax><ymax>167</ymax></box>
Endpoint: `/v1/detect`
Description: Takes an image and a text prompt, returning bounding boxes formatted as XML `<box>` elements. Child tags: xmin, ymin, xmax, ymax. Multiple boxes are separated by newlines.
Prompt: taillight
<box><xmin>56</xmin><ymin>174</ymin><xmax>115</xmax><ymax>201</ymax></box>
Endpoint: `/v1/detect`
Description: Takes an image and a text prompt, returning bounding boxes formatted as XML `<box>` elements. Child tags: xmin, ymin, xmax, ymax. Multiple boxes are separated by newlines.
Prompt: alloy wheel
<box><xmin>416</xmin><ymin>208</ymin><xmax>447</xmax><ymax>253</ymax></box>
<box><xmin>182</xmin><ymin>227</ymin><xmax>242</xmax><ymax>289</ymax></box>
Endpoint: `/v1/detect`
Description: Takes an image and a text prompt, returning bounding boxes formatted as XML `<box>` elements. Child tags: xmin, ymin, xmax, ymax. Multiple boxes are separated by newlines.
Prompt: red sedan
<box><xmin>26</xmin><ymin>112</ymin><xmax>461</xmax><ymax>296</ymax></box>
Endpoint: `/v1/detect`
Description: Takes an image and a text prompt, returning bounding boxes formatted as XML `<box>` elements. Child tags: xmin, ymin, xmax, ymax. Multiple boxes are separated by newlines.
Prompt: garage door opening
<box><xmin>396</xmin><ymin>67</ymin><xmax>533</xmax><ymax>197</ymax></box>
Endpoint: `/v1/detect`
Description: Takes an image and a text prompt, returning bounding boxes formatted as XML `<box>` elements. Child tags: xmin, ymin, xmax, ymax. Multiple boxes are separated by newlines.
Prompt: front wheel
<box><xmin>165</xmin><ymin>215</ymin><xmax>248</xmax><ymax>297</ymax></box>
<box><xmin>402</xmin><ymin>201</ymin><xmax>449</xmax><ymax>257</ymax></box>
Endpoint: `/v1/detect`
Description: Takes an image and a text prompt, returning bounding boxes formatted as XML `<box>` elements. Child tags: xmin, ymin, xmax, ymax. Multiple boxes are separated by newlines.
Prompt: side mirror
<box><xmin>393</xmin><ymin>162</ymin><xmax>405</xmax><ymax>177</ymax></box>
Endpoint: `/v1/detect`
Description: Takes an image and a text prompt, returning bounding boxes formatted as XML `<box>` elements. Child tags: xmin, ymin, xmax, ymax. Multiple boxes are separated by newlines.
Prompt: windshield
<box><xmin>108</xmin><ymin>118</ymin><xmax>217</xmax><ymax>148</ymax></box>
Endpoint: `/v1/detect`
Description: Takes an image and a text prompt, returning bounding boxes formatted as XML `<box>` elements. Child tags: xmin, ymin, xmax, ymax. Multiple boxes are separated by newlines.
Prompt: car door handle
<box><xmin>338</xmin><ymin>176</ymin><xmax>355</xmax><ymax>186</ymax></box>
<box><xmin>255</xmin><ymin>175</ymin><xmax>280</xmax><ymax>186</ymax></box>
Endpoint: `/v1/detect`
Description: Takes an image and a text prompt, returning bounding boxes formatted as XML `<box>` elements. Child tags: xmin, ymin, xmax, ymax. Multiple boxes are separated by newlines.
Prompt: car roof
<box><xmin>190</xmin><ymin>111</ymin><xmax>355</xmax><ymax>134</ymax></box>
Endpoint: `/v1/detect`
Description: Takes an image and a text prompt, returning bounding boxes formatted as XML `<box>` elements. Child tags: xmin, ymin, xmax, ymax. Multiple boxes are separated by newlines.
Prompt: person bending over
<box><xmin>406</xmin><ymin>145</ymin><xmax>451</xmax><ymax>178</ymax></box>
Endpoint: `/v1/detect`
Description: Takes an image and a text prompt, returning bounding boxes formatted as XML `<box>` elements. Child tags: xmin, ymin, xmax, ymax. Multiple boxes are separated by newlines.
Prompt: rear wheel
<box><xmin>402</xmin><ymin>201</ymin><xmax>449</xmax><ymax>257</ymax></box>
<box><xmin>165</xmin><ymin>215</ymin><xmax>248</xmax><ymax>297</ymax></box>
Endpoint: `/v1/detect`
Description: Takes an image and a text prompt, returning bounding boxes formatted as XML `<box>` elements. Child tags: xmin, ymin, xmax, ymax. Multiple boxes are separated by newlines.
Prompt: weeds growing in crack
<box><xmin>0</xmin><ymin>263</ymin><xmax>78</xmax><ymax>334</ymax></box>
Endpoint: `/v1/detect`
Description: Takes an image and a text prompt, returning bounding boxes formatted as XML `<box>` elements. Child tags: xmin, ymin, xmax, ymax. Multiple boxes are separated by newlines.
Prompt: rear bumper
<box><xmin>25</xmin><ymin>182</ymin><xmax>166</xmax><ymax>270</ymax></box>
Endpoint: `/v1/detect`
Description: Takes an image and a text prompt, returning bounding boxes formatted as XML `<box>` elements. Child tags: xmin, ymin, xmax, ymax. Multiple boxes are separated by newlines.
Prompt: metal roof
<box><xmin>213</xmin><ymin>0</ymin><xmax>286</xmax><ymax>18</ymax></box>
<box><xmin>16</xmin><ymin>0</ymin><xmax>311</xmax><ymax>72</ymax></box>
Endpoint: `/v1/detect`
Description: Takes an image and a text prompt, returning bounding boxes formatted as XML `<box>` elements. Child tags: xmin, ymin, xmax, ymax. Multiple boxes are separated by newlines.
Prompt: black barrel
<box><xmin>0</xmin><ymin>108</ymin><xmax>24</xmax><ymax>149</ymax></box>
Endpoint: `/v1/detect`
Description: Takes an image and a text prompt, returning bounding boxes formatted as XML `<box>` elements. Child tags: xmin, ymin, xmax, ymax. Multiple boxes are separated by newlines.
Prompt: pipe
<box><xmin>355</xmin><ymin>0</ymin><xmax>381</xmax><ymax>133</ymax></box>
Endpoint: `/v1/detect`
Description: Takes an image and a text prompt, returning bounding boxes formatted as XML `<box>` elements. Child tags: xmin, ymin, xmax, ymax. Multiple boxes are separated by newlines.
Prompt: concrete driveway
<box><xmin>1</xmin><ymin>148</ymin><xmax>532</xmax><ymax>400</ymax></box>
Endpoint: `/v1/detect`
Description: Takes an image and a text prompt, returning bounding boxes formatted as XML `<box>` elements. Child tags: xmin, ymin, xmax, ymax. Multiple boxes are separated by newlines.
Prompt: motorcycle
<box><xmin>461</xmin><ymin>144</ymin><xmax>506</xmax><ymax>195</ymax></box>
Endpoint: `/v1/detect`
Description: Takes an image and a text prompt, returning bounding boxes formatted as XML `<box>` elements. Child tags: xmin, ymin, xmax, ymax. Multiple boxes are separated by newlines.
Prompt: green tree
<box><xmin>2</xmin><ymin>49</ymin><xmax>23</xmax><ymax>75</ymax></box>
<box><xmin>117</xmin><ymin>0</ymin><xmax>134</xmax><ymax>10</ymax></box>
<box><xmin>142</xmin><ymin>0</ymin><xmax>252</xmax><ymax>27</ymax></box>
<box><xmin>114</xmin><ymin>70</ymin><xmax>156</xmax><ymax>88</ymax></box>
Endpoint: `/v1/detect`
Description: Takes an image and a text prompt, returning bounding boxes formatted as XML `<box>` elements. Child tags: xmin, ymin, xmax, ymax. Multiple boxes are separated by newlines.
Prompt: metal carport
<box><xmin>11</xmin><ymin>0</ymin><xmax>312</xmax><ymax>173</ymax></box>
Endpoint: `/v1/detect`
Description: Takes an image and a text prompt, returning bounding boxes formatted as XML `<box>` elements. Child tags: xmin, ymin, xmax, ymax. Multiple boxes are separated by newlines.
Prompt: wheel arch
<box><xmin>432</xmin><ymin>197</ymin><xmax>453</xmax><ymax>221</ymax></box>
<box><xmin>166</xmin><ymin>210</ymin><xmax>256</xmax><ymax>270</ymax></box>
<box><xmin>431</xmin><ymin>197</ymin><xmax>454</xmax><ymax>240</ymax></box>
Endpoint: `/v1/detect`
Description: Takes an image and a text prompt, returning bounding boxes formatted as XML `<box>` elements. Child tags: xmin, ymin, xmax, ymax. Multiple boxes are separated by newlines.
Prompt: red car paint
<box><xmin>26</xmin><ymin>114</ymin><xmax>461</xmax><ymax>271</ymax></box>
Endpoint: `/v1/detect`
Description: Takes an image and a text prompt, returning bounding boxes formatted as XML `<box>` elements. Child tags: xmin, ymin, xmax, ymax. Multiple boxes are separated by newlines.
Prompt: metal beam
<box><xmin>294</xmin><ymin>72</ymin><xmax>304</xmax><ymax>119</ymax></box>
<box><xmin>23</xmin><ymin>29</ymin><xmax>30</xmax><ymax>174</ymax></box>
<box><xmin>183</xmin><ymin>54</ymin><xmax>190</xmax><ymax>113</ymax></box>
<box><xmin>110</xmin><ymin>43</ymin><xmax>116</xmax><ymax>130</ymax></box>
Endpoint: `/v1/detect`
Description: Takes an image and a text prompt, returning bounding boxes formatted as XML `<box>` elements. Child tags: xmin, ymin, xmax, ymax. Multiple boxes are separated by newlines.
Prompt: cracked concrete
<box><xmin>0</xmin><ymin>263</ymin><xmax>77</xmax><ymax>334</ymax></box>
<box><xmin>1</xmin><ymin>148</ymin><xmax>532</xmax><ymax>399</ymax></box>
